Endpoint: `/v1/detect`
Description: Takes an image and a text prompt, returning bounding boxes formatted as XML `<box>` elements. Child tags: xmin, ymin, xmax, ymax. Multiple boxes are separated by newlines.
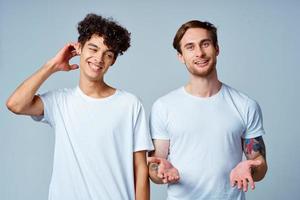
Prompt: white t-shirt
<box><xmin>32</xmin><ymin>86</ymin><xmax>154</xmax><ymax>200</ymax></box>
<box><xmin>150</xmin><ymin>83</ymin><xmax>265</xmax><ymax>200</ymax></box>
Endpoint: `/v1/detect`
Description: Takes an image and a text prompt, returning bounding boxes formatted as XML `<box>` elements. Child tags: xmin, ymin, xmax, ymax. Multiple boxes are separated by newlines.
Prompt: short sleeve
<box><xmin>31</xmin><ymin>90</ymin><xmax>57</xmax><ymax>127</ymax></box>
<box><xmin>242</xmin><ymin>99</ymin><xmax>265</xmax><ymax>139</ymax></box>
<box><xmin>133</xmin><ymin>102</ymin><xmax>154</xmax><ymax>152</ymax></box>
<box><xmin>150</xmin><ymin>100</ymin><xmax>170</xmax><ymax>140</ymax></box>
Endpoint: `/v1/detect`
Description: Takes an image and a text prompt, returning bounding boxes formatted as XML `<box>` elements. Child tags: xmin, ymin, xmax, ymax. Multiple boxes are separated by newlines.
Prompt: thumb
<box><xmin>249</xmin><ymin>160</ymin><xmax>262</xmax><ymax>166</ymax></box>
<box><xmin>70</xmin><ymin>64</ymin><xmax>79</xmax><ymax>70</ymax></box>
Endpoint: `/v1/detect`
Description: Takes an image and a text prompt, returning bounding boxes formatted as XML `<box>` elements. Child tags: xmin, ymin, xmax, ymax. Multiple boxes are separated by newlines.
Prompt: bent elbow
<box><xmin>6</xmin><ymin>98</ymin><xmax>23</xmax><ymax>114</ymax></box>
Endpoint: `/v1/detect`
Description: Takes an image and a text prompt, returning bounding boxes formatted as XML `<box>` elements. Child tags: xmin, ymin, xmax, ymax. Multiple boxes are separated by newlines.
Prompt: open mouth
<box><xmin>88</xmin><ymin>62</ymin><xmax>103</xmax><ymax>72</ymax></box>
<box><xmin>194</xmin><ymin>59</ymin><xmax>209</xmax><ymax>67</ymax></box>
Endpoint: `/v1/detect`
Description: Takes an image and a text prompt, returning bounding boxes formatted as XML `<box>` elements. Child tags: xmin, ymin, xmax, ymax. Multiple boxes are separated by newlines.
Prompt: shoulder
<box><xmin>223</xmin><ymin>84</ymin><xmax>259</xmax><ymax>105</ymax></box>
<box><xmin>117</xmin><ymin>89</ymin><xmax>144</xmax><ymax>107</ymax></box>
<box><xmin>223</xmin><ymin>84</ymin><xmax>261</xmax><ymax>115</ymax></box>
<box><xmin>153</xmin><ymin>87</ymin><xmax>183</xmax><ymax>107</ymax></box>
<box><xmin>40</xmin><ymin>87</ymin><xmax>75</xmax><ymax>99</ymax></box>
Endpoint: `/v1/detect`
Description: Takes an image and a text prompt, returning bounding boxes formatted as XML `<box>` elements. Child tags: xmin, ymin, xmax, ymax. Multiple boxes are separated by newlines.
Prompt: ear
<box><xmin>111</xmin><ymin>59</ymin><xmax>116</xmax><ymax>66</ymax></box>
<box><xmin>215</xmin><ymin>44</ymin><xmax>220</xmax><ymax>56</ymax></box>
<box><xmin>177</xmin><ymin>52</ymin><xmax>185</xmax><ymax>64</ymax></box>
<box><xmin>76</xmin><ymin>42</ymin><xmax>82</xmax><ymax>55</ymax></box>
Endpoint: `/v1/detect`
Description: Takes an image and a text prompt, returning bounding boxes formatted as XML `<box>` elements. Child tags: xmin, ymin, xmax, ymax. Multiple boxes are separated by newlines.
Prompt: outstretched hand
<box><xmin>230</xmin><ymin>160</ymin><xmax>262</xmax><ymax>192</ymax></box>
<box><xmin>148</xmin><ymin>157</ymin><xmax>180</xmax><ymax>184</ymax></box>
<box><xmin>49</xmin><ymin>43</ymin><xmax>80</xmax><ymax>72</ymax></box>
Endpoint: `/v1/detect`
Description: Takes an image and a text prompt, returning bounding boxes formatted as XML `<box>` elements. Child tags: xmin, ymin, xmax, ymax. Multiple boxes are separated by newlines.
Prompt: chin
<box><xmin>194</xmin><ymin>67</ymin><xmax>215</xmax><ymax>77</ymax></box>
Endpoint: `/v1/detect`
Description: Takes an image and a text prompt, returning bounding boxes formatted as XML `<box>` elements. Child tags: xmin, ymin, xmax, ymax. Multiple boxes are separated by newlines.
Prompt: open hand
<box><xmin>230</xmin><ymin>160</ymin><xmax>262</xmax><ymax>192</ymax></box>
<box><xmin>148</xmin><ymin>157</ymin><xmax>180</xmax><ymax>184</ymax></box>
<box><xmin>49</xmin><ymin>43</ymin><xmax>80</xmax><ymax>72</ymax></box>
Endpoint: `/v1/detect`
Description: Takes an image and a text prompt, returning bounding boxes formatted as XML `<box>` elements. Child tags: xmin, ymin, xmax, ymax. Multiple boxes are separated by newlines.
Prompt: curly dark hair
<box><xmin>77</xmin><ymin>13</ymin><xmax>131</xmax><ymax>56</ymax></box>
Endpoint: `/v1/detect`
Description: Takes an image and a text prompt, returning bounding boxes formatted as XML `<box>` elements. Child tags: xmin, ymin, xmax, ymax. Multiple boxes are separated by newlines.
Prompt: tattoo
<box><xmin>242</xmin><ymin>136</ymin><xmax>266</xmax><ymax>160</ymax></box>
<box><xmin>149</xmin><ymin>163</ymin><xmax>159</xmax><ymax>172</ymax></box>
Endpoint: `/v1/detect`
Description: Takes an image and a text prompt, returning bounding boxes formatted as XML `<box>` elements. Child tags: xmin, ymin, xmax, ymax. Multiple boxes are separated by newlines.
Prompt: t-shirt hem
<box><xmin>133</xmin><ymin>146</ymin><xmax>155</xmax><ymax>152</ymax></box>
<box><xmin>151</xmin><ymin>136</ymin><xmax>170</xmax><ymax>140</ymax></box>
<box><xmin>242</xmin><ymin>130</ymin><xmax>265</xmax><ymax>139</ymax></box>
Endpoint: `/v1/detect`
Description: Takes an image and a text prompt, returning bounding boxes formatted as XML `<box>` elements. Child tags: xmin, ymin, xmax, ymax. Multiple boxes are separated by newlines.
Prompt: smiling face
<box><xmin>178</xmin><ymin>28</ymin><xmax>219</xmax><ymax>78</ymax></box>
<box><xmin>78</xmin><ymin>34</ymin><xmax>115</xmax><ymax>82</ymax></box>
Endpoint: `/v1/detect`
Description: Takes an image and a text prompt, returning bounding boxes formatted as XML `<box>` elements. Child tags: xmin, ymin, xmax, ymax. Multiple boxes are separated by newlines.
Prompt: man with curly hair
<box><xmin>6</xmin><ymin>13</ymin><xmax>153</xmax><ymax>200</ymax></box>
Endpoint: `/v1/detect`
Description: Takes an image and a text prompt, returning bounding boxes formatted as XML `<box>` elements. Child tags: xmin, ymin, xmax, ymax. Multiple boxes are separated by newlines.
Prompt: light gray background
<box><xmin>1</xmin><ymin>0</ymin><xmax>299</xmax><ymax>199</ymax></box>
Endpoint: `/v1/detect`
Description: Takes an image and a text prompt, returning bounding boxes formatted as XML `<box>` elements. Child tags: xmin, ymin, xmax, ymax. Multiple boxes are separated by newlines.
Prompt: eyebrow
<box><xmin>87</xmin><ymin>43</ymin><xmax>115</xmax><ymax>54</ymax></box>
<box><xmin>200</xmin><ymin>38</ymin><xmax>212</xmax><ymax>44</ymax></box>
<box><xmin>87</xmin><ymin>43</ymin><xmax>99</xmax><ymax>48</ymax></box>
<box><xmin>183</xmin><ymin>42</ymin><xmax>194</xmax><ymax>48</ymax></box>
<box><xmin>183</xmin><ymin>38</ymin><xmax>212</xmax><ymax>48</ymax></box>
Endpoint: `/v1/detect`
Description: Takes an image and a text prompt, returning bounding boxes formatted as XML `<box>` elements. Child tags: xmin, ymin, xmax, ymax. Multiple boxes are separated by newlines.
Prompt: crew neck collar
<box><xmin>181</xmin><ymin>83</ymin><xmax>224</xmax><ymax>101</ymax></box>
<box><xmin>76</xmin><ymin>86</ymin><xmax>119</xmax><ymax>102</ymax></box>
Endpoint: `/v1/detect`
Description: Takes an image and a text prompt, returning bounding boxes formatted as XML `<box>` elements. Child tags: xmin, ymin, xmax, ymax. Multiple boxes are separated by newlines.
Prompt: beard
<box><xmin>186</xmin><ymin>60</ymin><xmax>217</xmax><ymax>78</ymax></box>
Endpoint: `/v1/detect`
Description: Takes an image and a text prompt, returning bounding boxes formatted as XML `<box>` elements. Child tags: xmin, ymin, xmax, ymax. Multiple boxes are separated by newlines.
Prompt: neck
<box><xmin>185</xmin><ymin>71</ymin><xmax>222</xmax><ymax>97</ymax></box>
<box><xmin>79</xmin><ymin>78</ymin><xmax>115</xmax><ymax>98</ymax></box>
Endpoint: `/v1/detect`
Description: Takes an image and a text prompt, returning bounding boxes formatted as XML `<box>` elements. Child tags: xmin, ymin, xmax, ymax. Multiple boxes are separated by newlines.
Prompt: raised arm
<box><xmin>6</xmin><ymin>43</ymin><xmax>79</xmax><ymax>116</ymax></box>
<box><xmin>230</xmin><ymin>136</ymin><xmax>267</xmax><ymax>192</ymax></box>
<box><xmin>148</xmin><ymin>139</ymin><xmax>179</xmax><ymax>184</ymax></box>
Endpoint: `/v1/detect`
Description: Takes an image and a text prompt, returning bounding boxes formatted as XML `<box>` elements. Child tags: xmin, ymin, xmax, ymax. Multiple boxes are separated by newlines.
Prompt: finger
<box><xmin>167</xmin><ymin>174</ymin><xmax>174</xmax><ymax>182</ymax></box>
<box><xmin>157</xmin><ymin>168</ymin><xmax>165</xmax><ymax>179</ymax></box>
<box><xmin>162</xmin><ymin>177</ymin><xmax>168</xmax><ymax>184</ymax></box>
<box><xmin>174</xmin><ymin>169</ymin><xmax>180</xmax><ymax>177</ymax></box>
<box><xmin>67</xmin><ymin>43</ymin><xmax>76</xmax><ymax>52</ymax></box>
<box><xmin>230</xmin><ymin>174</ymin><xmax>236</xmax><ymax>187</ymax></box>
<box><xmin>237</xmin><ymin>179</ymin><xmax>243</xmax><ymax>190</ymax></box>
<box><xmin>70</xmin><ymin>64</ymin><xmax>79</xmax><ymax>70</ymax></box>
<box><xmin>170</xmin><ymin>175</ymin><xmax>180</xmax><ymax>184</ymax></box>
<box><xmin>172</xmin><ymin>170</ymin><xmax>180</xmax><ymax>180</ymax></box>
<box><xmin>247</xmin><ymin>176</ymin><xmax>255</xmax><ymax>190</ymax></box>
<box><xmin>243</xmin><ymin>178</ymin><xmax>248</xmax><ymax>192</ymax></box>
<box><xmin>231</xmin><ymin>180</ymin><xmax>237</xmax><ymax>188</ymax></box>
<box><xmin>171</xmin><ymin>177</ymin><xmax>179</xmax><ymax>184</ymax></box>
<box><xmin>157</xmin><ymin>173</ymin><xmax>164</xmax><ymax>179</ymax></box>
<box><xmin>157</xmin><ymin>164</ymin><xmax>166</xmax><ymax>179</ymax></box>
<box><xmin>74</xmin><ymin>42</ymin><xmax>80</xmax><ymax>54</ymax></box>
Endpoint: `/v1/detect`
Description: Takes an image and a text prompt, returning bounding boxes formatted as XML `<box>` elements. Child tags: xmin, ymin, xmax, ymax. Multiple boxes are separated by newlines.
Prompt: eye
<box><xmin>202</xmin><ymin>41</ymin><xmax>210</xmax><ymax>48</ymax></box>
<box><xmin>186</xmin><ymin>45</ymin><xmax>194</xmax><ymax>50</ymax></box>
<box><xmin>89</xmin><ymin>48</ymin><xmax>97</xmax><ymax>52</ymax></box>
<box><xmin>105</xmin><ymin>52</ymin><xmax>114</xmax><ymax>59</ymax></box>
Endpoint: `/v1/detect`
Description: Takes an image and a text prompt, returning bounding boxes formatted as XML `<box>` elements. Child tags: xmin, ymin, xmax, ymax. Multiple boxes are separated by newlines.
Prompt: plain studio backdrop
<box><xmin>1</xmin><ymin>0</ymin><xmax>299</xmax><ymax>199</ymax></box>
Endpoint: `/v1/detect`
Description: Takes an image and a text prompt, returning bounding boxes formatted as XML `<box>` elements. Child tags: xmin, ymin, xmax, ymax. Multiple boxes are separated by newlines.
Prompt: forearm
<box><xmin>135</xmin><ymin>164</ymin><xmax>150</xmax><ymax>200</ymax></box>
<box><xmin>242</xmin><ymin>136</ymin><xmax>267</xmax><ymax>182</ymax></box>
<box><xmin>6</xmin><ymin>61</ymin><xmax>55</xmax><ymax>113</ymax></box>
<box><xmin>252</xmin><ymin>155</ymin><xmax>267</xmax><ymax>181</ymax></box>
<box><xmin>148</xmin><ymin>163</ymin><xmax>164</xmax><ymax>184</ymax></box>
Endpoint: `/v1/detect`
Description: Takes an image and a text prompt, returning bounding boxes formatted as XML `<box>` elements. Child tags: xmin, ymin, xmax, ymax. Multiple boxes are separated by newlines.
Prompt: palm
<box><xmin>230</xmin><ymin>160</ymin><xmax>262</xmax><ymax>192</ymax></box>
<box><xmin>148</xmin><ymin>157</ymin><xmax>180</xmax><ymax>184</ymax></box>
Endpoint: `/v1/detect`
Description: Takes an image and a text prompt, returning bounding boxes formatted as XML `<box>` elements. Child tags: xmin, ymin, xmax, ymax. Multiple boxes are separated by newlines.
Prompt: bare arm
<box><xmin>230</xmin><ymin>136</ymin><xmax>267</xmax><ymax>192</ymax></box>
<box><xmin>148</xmin><ymin>139</ymin><xmax>179</xmax><ymax>184</ymax></box>
<box><xmin>134</xmin><ymin>150</ymin><xmax>149</xmax><ymax>200</ymax></box>
<box><xmin>242</xmin><ymin>136</ymin><xmax>267</xmax><ymax>181</ymax></box>
<box><xmin>6</xmin><ymin>43</ymin><xmax>79</xmax><ymax>116</ymax></box>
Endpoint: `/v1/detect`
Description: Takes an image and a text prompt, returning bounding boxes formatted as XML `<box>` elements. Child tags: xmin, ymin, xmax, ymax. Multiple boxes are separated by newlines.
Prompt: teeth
<box><xmin>195</xmin><ymin>60</ymin><xmax>208</xmax><ymax>65</ymax></box>
<box><xmin>89</xmin><ymin>63</ymin><xmax>102</xmax><ymax>71</ymax></box>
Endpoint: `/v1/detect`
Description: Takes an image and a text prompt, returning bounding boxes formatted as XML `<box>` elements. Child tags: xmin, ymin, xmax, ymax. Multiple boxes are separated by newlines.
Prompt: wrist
<box><xmin>44</xmin><ymin>59</ymin><xmax>59</xmax><ymax>74</ymax></box>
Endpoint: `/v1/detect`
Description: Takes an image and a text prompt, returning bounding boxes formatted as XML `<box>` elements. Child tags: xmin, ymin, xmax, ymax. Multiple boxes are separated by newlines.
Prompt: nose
<box><xmin>93</xmin><ymin>52</ymin><xmax>104</xmax><ymax>63</ymax></box>
<box><xmin>195</xmin><ymin>46</ymin><xmax>205</xmax><ymax>57</ymax></box>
